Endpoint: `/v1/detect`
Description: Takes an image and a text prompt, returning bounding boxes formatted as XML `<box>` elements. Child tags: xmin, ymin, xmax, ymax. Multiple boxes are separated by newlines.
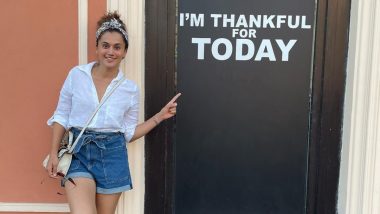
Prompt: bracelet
<box><xmin>153</xmin><ymin>116</ymin><xmax>160</xmax><ymax>125</ymax></box>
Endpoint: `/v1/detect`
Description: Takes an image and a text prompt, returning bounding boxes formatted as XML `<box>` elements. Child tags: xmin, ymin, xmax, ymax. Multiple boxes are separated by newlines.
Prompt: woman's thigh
<box><xmin>96</xmin><ymin>193</ymin><xmax>122</xmax><ymax>214</ymax></box>
<box><xmin>65</xmin><ymin>177</ymin><xmax>97</xmax><ymax>214</ymax></box>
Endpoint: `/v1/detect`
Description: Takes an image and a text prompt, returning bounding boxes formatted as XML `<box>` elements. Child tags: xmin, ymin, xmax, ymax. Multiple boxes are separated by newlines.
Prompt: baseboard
<box><xmin>0</xmin><ymin>203</ymin><xmax>70</xmax><ymax>212</ymax></box>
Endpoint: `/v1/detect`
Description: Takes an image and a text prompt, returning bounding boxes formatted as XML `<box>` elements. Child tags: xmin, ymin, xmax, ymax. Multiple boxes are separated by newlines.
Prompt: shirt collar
<box><xmin>78</xmin><ymin>61</ymin><xmax>125</xmax><ymax>81</ymax></box>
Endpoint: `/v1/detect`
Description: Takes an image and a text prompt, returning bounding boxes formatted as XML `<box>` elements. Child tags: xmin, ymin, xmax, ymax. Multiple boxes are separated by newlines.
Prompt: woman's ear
<box><xmin>122</xmin><ymin>49</ymin><xmax>128</xmax><ymax>59</ymax></box>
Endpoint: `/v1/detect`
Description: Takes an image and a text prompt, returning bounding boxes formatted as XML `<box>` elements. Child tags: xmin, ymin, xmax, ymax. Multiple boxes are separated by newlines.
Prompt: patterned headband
<box><xmin>96</xmin><ymin>18</ymin><xmax>129</xmax><ymax>45</ymax></box>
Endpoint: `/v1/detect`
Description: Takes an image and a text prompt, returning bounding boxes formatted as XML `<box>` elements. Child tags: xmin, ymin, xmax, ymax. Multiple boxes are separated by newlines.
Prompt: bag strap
<box><xmin>68</xmin><ymin>76</ymin><xmax>125</xmax><ymax>153</ymax></box>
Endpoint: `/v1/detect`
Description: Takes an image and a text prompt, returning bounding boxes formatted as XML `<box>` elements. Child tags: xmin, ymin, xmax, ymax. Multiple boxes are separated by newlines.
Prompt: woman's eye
<box><xmin>115</xmin><ymin>46</ymin><xmax>121</xmax><ymax>50</ymax></box>
<box><xmin>102</xmin><ymin>44</ymin><xmax>109</xmax><ymax>48</ymax></box>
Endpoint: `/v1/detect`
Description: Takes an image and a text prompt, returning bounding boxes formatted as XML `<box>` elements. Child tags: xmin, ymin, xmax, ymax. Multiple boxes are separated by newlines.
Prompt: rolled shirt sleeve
<box><xmin>47</xmin><ymin>71</ymin><xmax>73</xmax><ymax>129</ymax></box>
<box><xmin>123</xmin><ymin>87</ymin><xmax>139</xmax><ymax>143</ymax></box>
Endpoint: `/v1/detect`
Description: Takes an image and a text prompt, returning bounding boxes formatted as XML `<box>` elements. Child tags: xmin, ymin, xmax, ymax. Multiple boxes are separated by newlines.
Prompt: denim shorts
<box><xmin>63</xmin><ymin>127</ymin><xmax>133</xmax><ymax>194</ymax></box>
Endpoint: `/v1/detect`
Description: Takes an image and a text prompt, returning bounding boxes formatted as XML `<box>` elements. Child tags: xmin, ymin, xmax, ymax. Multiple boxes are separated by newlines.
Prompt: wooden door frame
<box><xmin>306</xmin><ymin>0</ymin><xmax>351</xmax><ymax>212</ymax></box>
<box><xmin>144</xmin><ymin>0</ymin><xmax>351</xmax><ymax>213</ymax></box>
<box><xmin>144</xmin><ymin>0</ymin><xmax>177</xmax><ymax>213</ymax></box>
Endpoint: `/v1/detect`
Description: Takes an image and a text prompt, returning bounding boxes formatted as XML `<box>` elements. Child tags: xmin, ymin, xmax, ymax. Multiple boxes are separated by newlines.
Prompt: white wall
<box><xmin>338</xmin><ymin>0</ymin><xmax>380</xmax><ymax>213</ymax></box>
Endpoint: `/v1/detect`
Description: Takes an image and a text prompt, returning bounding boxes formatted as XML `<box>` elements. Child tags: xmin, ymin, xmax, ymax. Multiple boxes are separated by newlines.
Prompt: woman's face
<box><xmin>96</xmin><ymin>31</ymin><xmax>127</xmax><ymax>69</ymax></box>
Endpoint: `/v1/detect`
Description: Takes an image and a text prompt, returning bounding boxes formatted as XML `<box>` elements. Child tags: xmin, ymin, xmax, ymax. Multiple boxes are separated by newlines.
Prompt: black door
<box><xmin>145</xmin><ymin>0</ymin><xmax>350</xmax><ymax>213</ymax></box>
<box><xmin>175</xmin><ymin>0</ymin><xmax>314</xmax><ymax>213</ymax></box>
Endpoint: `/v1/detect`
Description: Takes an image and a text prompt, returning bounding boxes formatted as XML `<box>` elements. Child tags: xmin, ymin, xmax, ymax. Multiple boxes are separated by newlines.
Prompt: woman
<box><xmin>45</xmin><ymin>12</ymin><xmax>180</xmax><ymax>213</ymax></box>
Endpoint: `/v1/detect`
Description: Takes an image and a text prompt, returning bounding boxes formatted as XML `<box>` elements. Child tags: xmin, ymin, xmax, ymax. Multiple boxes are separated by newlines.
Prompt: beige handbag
<box><xmin>42</xmin><ymin>77</ymin><xmax>125</xmax><ymax>176</ymax></box>
<box><xmin>42</xmin><ymin>131</ymin><xmax>74</xmax><ymax>176</ymax></box>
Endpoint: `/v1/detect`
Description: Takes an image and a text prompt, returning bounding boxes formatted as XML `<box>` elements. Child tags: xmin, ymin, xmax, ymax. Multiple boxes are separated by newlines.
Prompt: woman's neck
<box><xmin>92</xmin><ymin>62</ymin><xmax>119</xmax><ymax>80</ymax></box>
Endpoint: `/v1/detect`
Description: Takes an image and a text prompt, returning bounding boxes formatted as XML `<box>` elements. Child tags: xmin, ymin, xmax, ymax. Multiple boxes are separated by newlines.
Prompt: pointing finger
<box><xmin>168</xmin><ymin>93</ymin><xmax>182</xmax><ymax>104</ymax></box>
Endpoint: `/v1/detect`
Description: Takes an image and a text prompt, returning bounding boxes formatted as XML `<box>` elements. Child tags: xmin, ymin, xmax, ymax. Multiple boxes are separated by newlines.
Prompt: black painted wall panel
<box><xmin>175</xmin><ymin>0</ymin><xmax>316</xmax><ymax>213</ymax></box>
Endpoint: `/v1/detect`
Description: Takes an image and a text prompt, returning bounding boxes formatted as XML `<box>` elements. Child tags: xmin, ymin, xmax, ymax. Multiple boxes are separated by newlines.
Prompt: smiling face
<box><xmin>96</xmin><ymin>31</ymin><xmax>127</xmax><ymax>69</ymax></box>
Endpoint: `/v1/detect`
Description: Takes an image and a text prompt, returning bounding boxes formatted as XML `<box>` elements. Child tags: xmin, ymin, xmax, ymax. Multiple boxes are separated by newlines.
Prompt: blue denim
<box><xmin>63</xmin><ymin>127</ymin><xmax>133</xmax><ymax>194</ymax></box>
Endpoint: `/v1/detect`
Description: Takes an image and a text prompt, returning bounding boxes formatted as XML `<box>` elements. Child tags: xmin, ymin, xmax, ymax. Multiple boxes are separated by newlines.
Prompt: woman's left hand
<box><xmin>156</xmin><ymin>93</ymin><xmax>181</xmax><ymax>121</ymax></box>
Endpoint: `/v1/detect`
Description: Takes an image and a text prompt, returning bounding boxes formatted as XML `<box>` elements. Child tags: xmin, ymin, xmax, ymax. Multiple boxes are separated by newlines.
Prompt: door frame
<box><xmin>306</xmin><ymin>0</ymin><xmax>351</xmax><ymax>213</ymax></box>
<box><xmin>144</xmin><ymin>0</ymin><xmax>351</xmax><ymax>213</ymax></box>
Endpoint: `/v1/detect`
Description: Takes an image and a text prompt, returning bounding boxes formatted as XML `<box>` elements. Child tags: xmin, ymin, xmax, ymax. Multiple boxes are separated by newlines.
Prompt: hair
<box><xmin>96</xmin><ymin>11</ymin><xmax>129</xmax><ymax>49</ymax></box>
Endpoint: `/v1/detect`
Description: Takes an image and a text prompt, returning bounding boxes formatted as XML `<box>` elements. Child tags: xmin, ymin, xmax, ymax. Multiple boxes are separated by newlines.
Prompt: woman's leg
<box><xmin>65</xmin><ymin>177</ymin><xmax>97</xmax><ymax>214</ymax></box>
<box><xmin>96</xmin><ymin>193</ymin><xmax>122</xmax><ymax>214</ymax></box>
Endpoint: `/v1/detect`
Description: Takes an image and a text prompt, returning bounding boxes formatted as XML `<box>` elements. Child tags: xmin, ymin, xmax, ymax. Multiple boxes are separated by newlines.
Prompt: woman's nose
<box><xmin>107</xmin><ymin>48</ymin><xmax>115</xmax><ymax>55</ymax></box>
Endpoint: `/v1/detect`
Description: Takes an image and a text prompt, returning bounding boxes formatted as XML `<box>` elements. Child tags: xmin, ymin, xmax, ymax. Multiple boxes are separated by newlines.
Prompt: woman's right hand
<box><xmin>46</xmin><ymin>153</ymin><xmax>59</xmax><ymax>178</ymax></box>
<box><xmin>47</xmin><ymin>123</ymin><xmax>67</xmax><ymax>178</ymax></box>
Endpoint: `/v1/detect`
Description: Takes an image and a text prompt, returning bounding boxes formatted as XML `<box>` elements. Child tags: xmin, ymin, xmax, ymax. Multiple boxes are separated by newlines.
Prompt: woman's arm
<box><xmin>46</xmin><ymin>71</ymin><xmax>73</xmax><ymax>178</ymax></box>
<box><xmin>129</xmin><ymin>93</ymin><xmax>181</xmax><ymax>142</ymax></box>
<box><xmin>46</xmin><ymin>122</ymin><xmax>66</xmax><ymax>178</ymax></box>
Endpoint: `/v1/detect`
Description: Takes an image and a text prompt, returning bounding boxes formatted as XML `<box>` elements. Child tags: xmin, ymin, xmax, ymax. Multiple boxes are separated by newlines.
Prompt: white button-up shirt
<box><xmin>47</xmin><ymin>62</ymin><xmax>139</xmax><ymax>142</ymax></box>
